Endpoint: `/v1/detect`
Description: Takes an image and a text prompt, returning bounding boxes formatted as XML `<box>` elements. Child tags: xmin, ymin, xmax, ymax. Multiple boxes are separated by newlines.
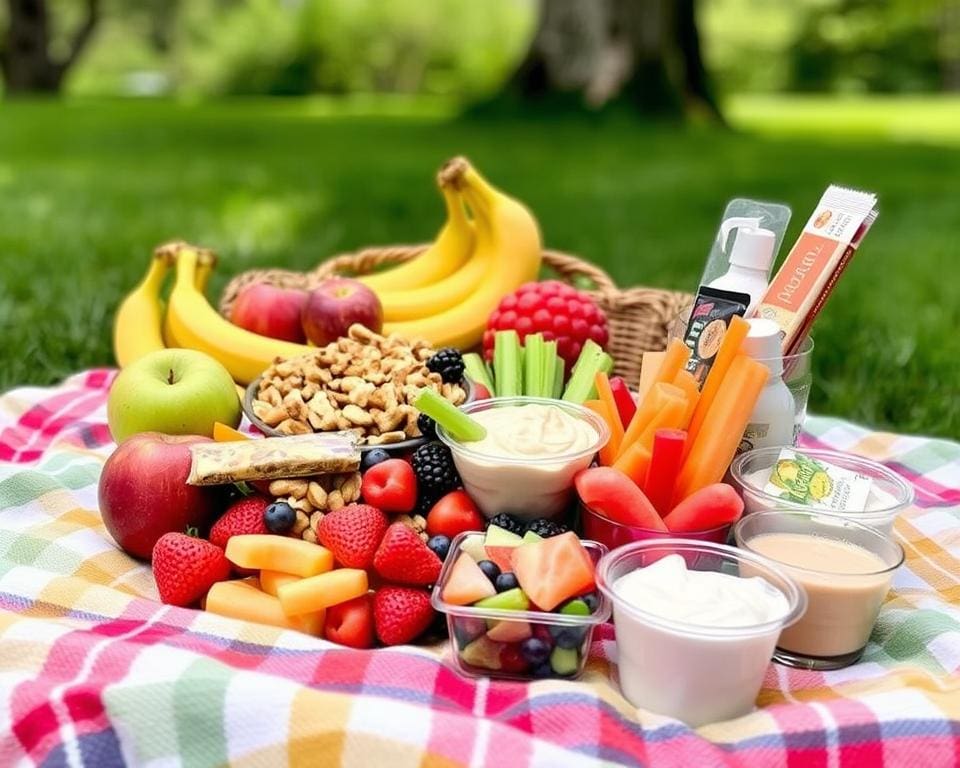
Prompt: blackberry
<box><xmin>410</xmin><ymin>442</ymin><xmax>460</xmax><ymax>496</ymax></box>
<box><xmin>417</xmin><ymin>412</ymin><xmax>437</xmax><ymax>441</ymax></box>
<box><xmin>525</xmin><ymin>518</ymin><xmax>567</xmax><ymax>538</ymax></box>
<box><xmin>426</xmin><ymin>348</ymin><xmax>465</xmax><ymax>384</ymax></box>
<box><xmin>487</xmin><ymin>512</ymin><xmax>524</xmax><ymax>535</ymax></box>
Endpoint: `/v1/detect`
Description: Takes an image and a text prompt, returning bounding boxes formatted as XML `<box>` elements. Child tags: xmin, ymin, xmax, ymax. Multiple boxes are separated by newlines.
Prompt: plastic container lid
<box><xmin>743</xmin><ymin>318</ymin><xmax>784</xmax><ymax>376</ymax></box>
<box><xmin>729</xmin><ymin>226</ymin><xmax>776</xmax><ymax>271</ymax></box>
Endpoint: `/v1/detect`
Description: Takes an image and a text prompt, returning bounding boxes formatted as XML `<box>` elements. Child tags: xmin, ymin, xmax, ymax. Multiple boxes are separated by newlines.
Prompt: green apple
<box><xmin>108</xmin><ymin>348</ymin><xmax>241</xmax><ymax>442</ymax></box>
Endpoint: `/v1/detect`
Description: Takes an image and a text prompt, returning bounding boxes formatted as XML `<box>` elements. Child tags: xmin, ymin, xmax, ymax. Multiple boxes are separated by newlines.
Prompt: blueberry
<box><xmin>551</xmin><ymin>626</ymin><xmax>587</xmax><ymax>649</ymax></box>
<box><xmin>476</xmin><ymin>559</ymin><xmax>501</xmax><ymax>583</ymax></box>
<box><xmin>263</xmin><ymin>501</ymin><xmax>296</xmax><ymax>534</ymax></box>
<box><xmin>494</xmin><ymin>572</ymin><xmax>519</xmax><ymax>593</ymax></box>
<box><xmin>427</xmin><ymin>534</ymin><xmax>451</xmax><ymax>561</ymax></box>
<box><xmin>520</xmin><ymin>637</ymin><xmax>550</xmax><ymax>665</ymax></box>
<box><xmin>531</xmin><ymin>662</ymin><xmax>554</xmax><ymax>679</ymax></box>
<box><xmin>361</xmin><ymin>448</ymin><xmax>392</xmax><ymax>472</ymax></box>
<box><xmin>581</xmin><ymin>592</ymin><xmax>599</xmax><ymax>613</ymax></box>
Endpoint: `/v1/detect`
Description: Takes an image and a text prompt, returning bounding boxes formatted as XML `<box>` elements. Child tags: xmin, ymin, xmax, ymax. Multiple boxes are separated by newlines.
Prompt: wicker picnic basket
<box><xmin>219</xmin><ymin>245</ymin><xmax>692</xmax><ymax>389</ymax></box>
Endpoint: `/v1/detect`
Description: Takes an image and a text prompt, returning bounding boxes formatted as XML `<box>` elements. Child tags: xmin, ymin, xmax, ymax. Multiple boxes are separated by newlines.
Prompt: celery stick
<box><xmin>524</xmin><ymin>333</ymin><xmax>545</xmax><ymax>397</ymax></box>
<box><xmin>541</xmin><ymin>340</ymin><xmax>559</xmax><ymax>399</ymax></box>
<box><xmin>494</xmin><ymin>330</ymin><xmax>522</xmax><ymax>397</ymax></box>
<box><xmin>415</xmin><ymin>388</ymin><xmax>486</xmax><ymax>442</ymax></box>
<box><xmin>463</xmin><ymin>352</ymin><xmax>495</xmax><ymax>394</ymax></box>
<box><xmin>561</xmin><ymin>340</ymin><xmax>607</xmax><ymax>403</ymax></box>
<box><xmin>552</xmin><ymin>357</ymin><xmax>564</xmax><ymax>399</ymax></box>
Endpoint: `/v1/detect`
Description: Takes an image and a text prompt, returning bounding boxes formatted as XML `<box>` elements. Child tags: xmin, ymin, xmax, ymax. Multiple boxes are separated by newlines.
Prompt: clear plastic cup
<box><xmin>666</xmin><ymin>310</ymin><xmax>814</xmax><ymax>442</ymax></box>
<box><xmin>735</xmin><ymin>510</ymin><xmax>904</xmax><ymax>670</ymax></box>
<box><xmin>596</xmin><ymin>540</ymin><xmax>805</xmax><ymax>727</ymax></box>
<box><xmin>436</xmin><ymin>397</ymin><xmax>609</xmax><ymax>522</ymax></box>
<box><xmin>730</xmin><ymin>447</ymin><xmax>914</xmax><ymax>535</ymax></box>
<box><xmin>580</xmin><ymin>503</ymin><xmax>731</xmax><ymax>550</ymax></box>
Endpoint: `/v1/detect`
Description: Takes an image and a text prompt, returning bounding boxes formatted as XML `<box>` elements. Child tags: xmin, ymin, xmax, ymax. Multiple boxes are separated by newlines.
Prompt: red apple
<box><xmin>98</xmin><ymin>433</ymin><xmax>224</xmax><ymax>560</ymax></box>
<box><xmin>301</xmin><ymin>277</ymin><xmax>383</xmax><ymax>345</ymax></box>
<box><xmin>231</xmin><ymin>283</ymin><xmax>308</xmax><ymax>343</ymax></box>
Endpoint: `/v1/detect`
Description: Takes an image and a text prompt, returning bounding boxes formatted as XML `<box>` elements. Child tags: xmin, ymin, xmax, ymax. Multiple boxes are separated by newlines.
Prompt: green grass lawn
<box><xmin>0</xmin><ymin>97</ymin><xmax>957</xmax><ymax>438</ymax></box>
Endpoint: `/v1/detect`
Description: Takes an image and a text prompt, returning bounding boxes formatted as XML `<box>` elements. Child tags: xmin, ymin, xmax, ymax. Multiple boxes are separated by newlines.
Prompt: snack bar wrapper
<box><xmin>187</xmin><ymin>432</ymin><xmax>361</xmax><ymax>486</ymax></box>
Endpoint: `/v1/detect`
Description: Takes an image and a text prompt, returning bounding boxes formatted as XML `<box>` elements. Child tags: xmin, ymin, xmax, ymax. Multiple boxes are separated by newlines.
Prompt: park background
<box><xmin>0</xmin><ymin>0</ymin><xmax>957</xmax><ymax>438</ymax></box>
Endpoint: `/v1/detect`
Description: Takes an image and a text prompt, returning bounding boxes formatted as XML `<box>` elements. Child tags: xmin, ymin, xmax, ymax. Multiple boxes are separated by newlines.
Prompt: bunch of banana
<box><xmin>380</xmin><ymin>157</ymin><xmax>542</xmax><ymax>349</ymax></box>
<box><xmin>163</xmin><ymin>245</ymin><xmax>313</xmax><ymax>384</ymax></box>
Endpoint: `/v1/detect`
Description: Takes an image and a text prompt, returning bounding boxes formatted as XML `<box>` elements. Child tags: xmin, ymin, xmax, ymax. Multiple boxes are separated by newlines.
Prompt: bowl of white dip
<box><xmin>436</xmin><ymin>397</ymin><xmax>609</xmax><ymax>522</ymax></box>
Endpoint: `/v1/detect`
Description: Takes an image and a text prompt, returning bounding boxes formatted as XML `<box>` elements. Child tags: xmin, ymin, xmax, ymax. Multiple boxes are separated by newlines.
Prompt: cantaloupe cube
<box><xmin>511</xmin><ymin>532</ymin><xmax>595</xmax><ymax>611</ymax></box>
<box><xmin>486</xmin><ymin>620</ymin><xmax>532</xmax><ymax>643</ymax></box>
<box><xmin>441</xmin><ymin>553</ymin><xmax>496</xmax><ymax>606</ymax></box>
<box><xmin>205</xmin><ymin>580</ymin><xmax>325</xmax><ymax>636</ymax></box>
<box><xmin>260</xmin><ymin>569</ymin><xmax>300</xmax><ymax>597</ymax></box>
<box><xmin>225</xmin><ymin>535</ymin><xmax>333</xmax><ymax>577</ymax></box>
<box><xmin>213</xmin><ymin>422</ymin><xmax>251</xmax><ymax>442</ymax></box>
<box><xmin>278</xmin><ymin>568</ymin><xmax>368</xmax><ymax>616</ymax></box>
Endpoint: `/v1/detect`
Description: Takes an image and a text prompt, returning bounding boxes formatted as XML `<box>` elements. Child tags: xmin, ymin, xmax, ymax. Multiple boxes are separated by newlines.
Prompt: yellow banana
<box><xmin>372</xmin><ymin>187</ymin><xmax>490</xmax><ymax>322</ymax></box>
<box><xmin>382</xmin><ymin>158</ymin><xmax>542</xmax><ymax>349</ymax></box>
<box><xmin>112</xmin><ymin>248</ymin><xmax>174</xmax><ymax>368</ymax></box>
<box><xmin>360</xmin><ymin>185</ymin><xmax>473</xmax><ymax>293</ymax></box>
<box><xmin>164</xmin><ymin>244</ymin><xmax>314</xmax><ymax>384</ymax></box>
<box><xmin>194</xmin><ymin>248</ymin><xmax>218</xmax><ymax>292</ymax></box>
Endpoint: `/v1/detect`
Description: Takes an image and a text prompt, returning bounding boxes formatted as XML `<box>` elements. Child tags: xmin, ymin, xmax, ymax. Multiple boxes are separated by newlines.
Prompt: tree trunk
<box><xmin>500</xmin><ymin>0</ymin><xmax>720</xmax><ymax>120</ymax></box>
<box><xmin>1</xmin><ymin>0</ymin><xmax>100</xmax><ymax>95</ymax></box>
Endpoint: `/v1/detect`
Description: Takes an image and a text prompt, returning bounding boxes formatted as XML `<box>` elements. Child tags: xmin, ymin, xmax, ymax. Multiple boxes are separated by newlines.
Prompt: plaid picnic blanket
<box><xmin>1</xmin><ymin>370</ymin><xmax>958</xmax><ymax>768</ymax></box>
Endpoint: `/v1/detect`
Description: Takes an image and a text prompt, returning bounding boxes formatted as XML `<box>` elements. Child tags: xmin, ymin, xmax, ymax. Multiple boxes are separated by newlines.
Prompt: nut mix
<box><xmin>269</xmin><ymin>471</ymin><xmax>362</xmax><ymax>543</ymax></box>
<box><xmin>252</xmin><ymin>324</ymin><xmax>467</xmax><ymax>445</ymax></box>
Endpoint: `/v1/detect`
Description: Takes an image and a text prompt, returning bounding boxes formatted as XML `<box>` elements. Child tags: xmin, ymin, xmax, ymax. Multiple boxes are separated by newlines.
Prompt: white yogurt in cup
<box><xmin>436</xmin><ymin>397</ymin><xmax>608</xmax><ymax>521</ymax></box>
<box><xmin>596</xmin><ymin>540</ymin><xmax>805</xmax><ymax>727</ymax></box>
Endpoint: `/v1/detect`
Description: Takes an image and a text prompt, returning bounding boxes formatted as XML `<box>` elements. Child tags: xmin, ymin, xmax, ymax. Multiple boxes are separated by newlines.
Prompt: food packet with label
<box><xmin>764</xmin><ymin>448</ymin><xmax>873</xmax><ymax>512</ymax></box>
<box><xmin>187</xmin><ymin>432</ymin><xmax>360</xmax><ymax>486</ymax></box>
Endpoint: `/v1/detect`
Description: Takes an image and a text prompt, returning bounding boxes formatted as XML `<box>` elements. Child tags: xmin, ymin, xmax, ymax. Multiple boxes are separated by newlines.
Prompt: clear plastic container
<box><xmin>596</xmin><ymin>539</ymin><xmax>805</xmax><ymax>727</ymax></box>
<box><xmin>730</xmin><ymin>446</ymin><xmax>914</xmax><ymax>535</ymax></box>
<box><xmin>579</xmin><ymin>502</ymin><xmax>730</xmax><ymax>550</ymax></box>
<box><xmin>735</xmin><ymin>510</ymin><xmax>904</xmax><ymax>670</ymax></box>
<box><xmin>436</xmin><ymin>397</ymin><xmax>609</xmax><ymax>522</ymax></box>
<box><xmin>431</xmin><ymin>532</ymin><xmax>611</xmax><ymax>681</ymax></box>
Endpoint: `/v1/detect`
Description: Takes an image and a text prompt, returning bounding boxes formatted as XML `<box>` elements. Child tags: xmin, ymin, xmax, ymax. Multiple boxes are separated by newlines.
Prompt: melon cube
<box><xmin>259</xmin><ymin>569</ymin><xmax>300</xmax><ymax>597</ymax></box>
<box><xmin>486</xmin><ymin>620</ymin><xmax>532</xmax><ymax>643</ymax></box>
<box><xmin>225</xmin><ymin>535</ymin><xmax>333</xmax><ymax>577</ymax></box>
<box><xmin>510</xmin><ymin>532</ymin><xmax>595</xmax><ymax>611</ymax></box>
<box><xmin>278</xmin><ymin>568</ymin><xmax>368</xmax><ymax>616</ymax></box>
<box><xmin>441</xmin><ymin>553</ymin><xmax>497</xmax><ymax>606</ymax></box>
<box><xmin>205</xmin><ymin>580</ymin><xmax>325</xmax><ymax>636</ymax></box>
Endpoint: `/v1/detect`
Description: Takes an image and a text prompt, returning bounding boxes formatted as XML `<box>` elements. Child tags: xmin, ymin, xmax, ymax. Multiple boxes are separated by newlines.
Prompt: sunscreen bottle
<box><xmin>738</xmin><ymin>319</ymin><xmax>795</xmax><ymax>453</ymax></box>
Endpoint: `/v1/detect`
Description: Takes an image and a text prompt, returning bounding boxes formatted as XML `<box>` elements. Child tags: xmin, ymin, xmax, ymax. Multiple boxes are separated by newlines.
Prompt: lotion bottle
<box><xmin>708</xmin><ymin>222</ymin><xmax>777</xmax><ymax>316</ymax></box>
<box><xmin>738</xmin><ymin>318</ymin><xmax>796</xmax><ymax>453</ymax></box>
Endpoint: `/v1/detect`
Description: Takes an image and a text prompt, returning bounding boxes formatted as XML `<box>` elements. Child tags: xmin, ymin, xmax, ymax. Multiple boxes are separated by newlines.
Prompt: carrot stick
<box><xmin>637</xmin><ymin>351</ymin><xmax>663</xmax><ymax>403</ymax></box>
<box><xmin>584</xmin><ymin>399</ymin><xmax>621</xmax><ymax>466</ymax></box>
<box><xmin>653</xmin><ymin>339</ymin><xmax>692</xmax><ymax>387</ymax></box>
<box><xmin>644</xmin><ymin>429</ymin><xmax>687</xmax><ymax>516</ymax></box>
<box><xmin>671</xmin><ymin>355</ymin><xmax>769</xmax><ymax>505</ymax></box>
<box><xmin>685</xmin><ymin>316</ymin><xmax>750</xmax><ymax>451</ymax></box>
<box><xmin>594</xmin><ymin>372</ymin><xmax>625</xmax><ymax>457</ymax></box>
<box><xmin>671</xmin><ymin>369</ymin><xmax>701</xmax><ymax>429</ymax></box>
<box><xmin>613</xmin><ymin>443</ymin><xmax>652</xmax><ymax>489</ymax></box>
<box><xmin>635</xmin><ymin>393</ymin><xmax>687</xmax><ymax>455</ymax></box>
<box><xmin>619</xmin><ymin>383</ymin><xmax>685</xmax><ymax>460</ymax></box>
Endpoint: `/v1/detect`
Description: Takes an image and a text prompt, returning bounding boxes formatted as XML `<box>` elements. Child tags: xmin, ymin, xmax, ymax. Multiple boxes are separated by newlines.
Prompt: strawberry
<box><xmin>317</xmin><ymin>503</ymin><xmax>388</xmax><ymax>569</ymax></box>
<box><xmin>324</xmin><ymin>593</ymin><xmax>375</xmax><ymax>649</ymax></box>
<box><xmin>373</xmin><ymin>521</ymin><xmax>442</xmax><ymax>586</ymax></box>
<box><xmin>152</xmin><ymin>532</ymin><xmax>231</xmax><ymax>607</ymax></box>
<box><xmin>373</xmin><ymin>585</ymin><xmax>435</xmax><ymax>646</ymax></box>
<box><xmin>209</xmin><ymin>495</ymin><xmax>271</xmax><ymax>549</ymax></box>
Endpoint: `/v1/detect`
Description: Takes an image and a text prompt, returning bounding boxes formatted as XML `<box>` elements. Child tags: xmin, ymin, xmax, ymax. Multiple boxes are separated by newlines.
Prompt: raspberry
<box><xmin>483</xmin><ymin>281</ymin><xmax>608</xmax><ymax>370</ymax></box>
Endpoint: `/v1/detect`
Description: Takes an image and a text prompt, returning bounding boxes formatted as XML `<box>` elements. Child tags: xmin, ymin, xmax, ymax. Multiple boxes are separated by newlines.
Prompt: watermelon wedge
<box><xmin>511</xmin><ymin>532</ymin><xmax>596</xmax><ymax>611</ymax></box>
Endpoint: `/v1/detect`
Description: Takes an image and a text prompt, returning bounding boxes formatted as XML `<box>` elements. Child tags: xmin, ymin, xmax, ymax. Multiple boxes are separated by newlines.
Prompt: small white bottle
<box><xmin>738</xmin><ymin>318</ymin><xmax>796</xmax><ymax>453</ymax></box>
<box><xmin>708</xmin><ymin>224</ymin><xmax>777</xmax><ymax>316</ymax></box>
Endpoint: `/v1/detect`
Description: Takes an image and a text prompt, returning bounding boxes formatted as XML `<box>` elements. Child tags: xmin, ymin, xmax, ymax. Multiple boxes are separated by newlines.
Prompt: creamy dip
<box><xmin>468</xmin><ymin>403</ymin><xmax>599</xmax><ymax>460</ymax></box>
<box><xmin>445</xmin><ymin>402</ymin><xmax>605</xmax><ymax>521</ymax></box>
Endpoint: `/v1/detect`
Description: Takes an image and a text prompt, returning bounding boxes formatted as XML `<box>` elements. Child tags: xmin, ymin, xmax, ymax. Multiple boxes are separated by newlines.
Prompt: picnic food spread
<box><xmin>80</xmin><ymin>153</ymin><xmax>939</xmax><ymax>739</ymax></box>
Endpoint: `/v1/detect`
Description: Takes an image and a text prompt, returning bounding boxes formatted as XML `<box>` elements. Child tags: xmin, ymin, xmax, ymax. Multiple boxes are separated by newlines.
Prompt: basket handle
<box><xmin>312</xmin><ymin>245</ymin><xmax>426</xmax><ymax>280</ymax></box>
<box><xmin>542</xmin><ymin>250</ymin><xmax>618</xmax><ymax>292</ymax></box>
